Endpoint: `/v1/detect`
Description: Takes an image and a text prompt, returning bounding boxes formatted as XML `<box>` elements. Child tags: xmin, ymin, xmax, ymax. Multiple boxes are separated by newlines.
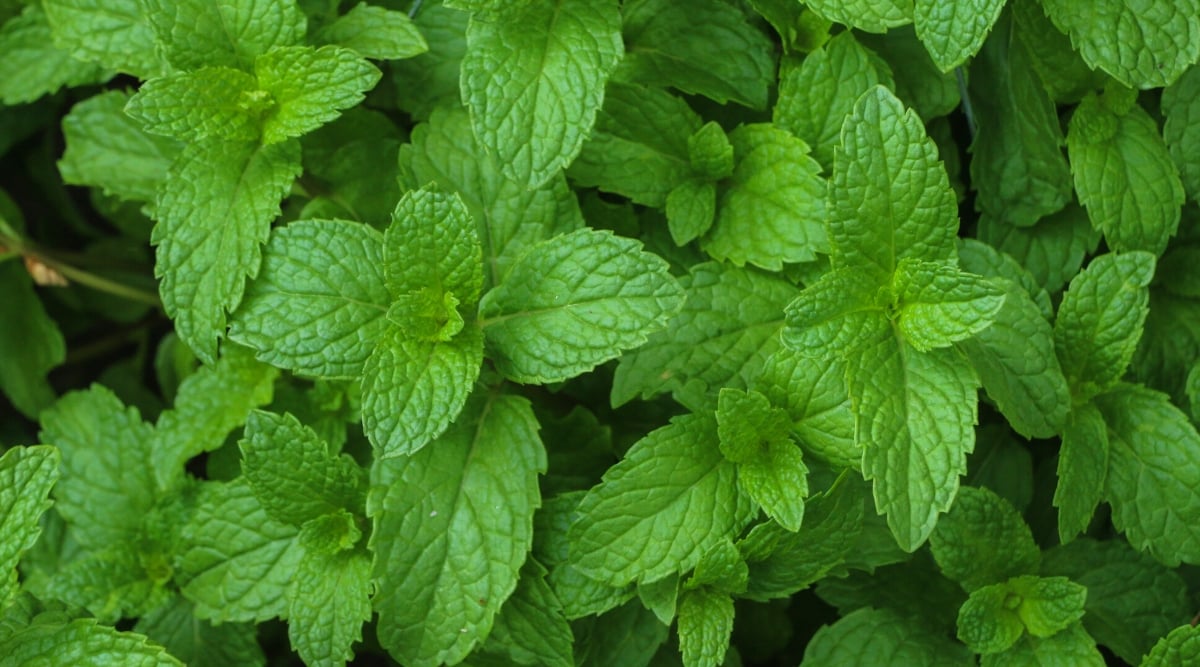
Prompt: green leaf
<box><xmin>1039</xmin><ymin>0</ymin><xmax>1200</xmax><ymax>88</ymax></box>
<box><xmin>533</xmin><ymin>493</ymin><xmax>633</xmax><ymax>620</ymax></box>
<box><xmin>314</xmin><ymin>2</ymin><xmax>428</xmax><ymax>60</ymax></box>
<box><xmin>781</xmin><ymin>268</ymin><xmax>884</xmax><ymax>362</ymax></box>
<box><xmin>816</xmin><ymin>551</ymin><xmax>964</xmax><ymax>630</ymax></box>
<box><xmin>688</xmin><ymin>122</ymin><xmax>734</xmax><ymax>181</ymax></box>
<box><xmin>959</xmin><ymin>576</ymin><xmax>1087</xmax><ymax>655</ymax></box>
<box><xmin>677</xmin><ymin>588</ymin><xmax>733</xmax><ymax>667</ymax></box>
<box><xmin>685</xmin><ymin>540</ymin><xmax>747</xmax><ymax>595</ymax></box>
<box><xmin>1141</xmin><ymin>624</ymin><xmax>1200</xmax><ymax>666</ymax></box>
<box><xmin>153</xmin><ymin>138</ymin><xmax>302</xmax><ymax>363</ymax></box>
<box><xmin>1095</xmin><ymin>383</ymin><xmax>1200</xmax><ymax>565</ymax></box>
<box><xmin>239</xmin><ymin>411</ymin><xmax>363</xmax><ymax>527</ymax></box>
<box><xmin>914</xmin><ymin>0</ymin><xmax>1005</xmax><ymax>71</ymax></box>
<box><xmin>42</xmin><ymin>542</ymin><xmax>173</xmax><ymax>623</ymax></box>
<box><xmin>716</xmin><ymin>389</ymin><xmax>791</xmax><ymax>464</ymax></box>
<box><xmin>976</xmin><ymin>203</ymin><xmax>1099</xmax><ymax>294</ymax></box>
<box><xmin>1054</xmin><ymin>252</ymin><xmax>1156</xmax><ymax>400</ymax></box>
<box><xmin>568</xmin><ymin>413</ymin><xmax>756</xmax><ymax>587</ymax></box>
<box><xmin>893</xmin><ymin>259</ymin><xmax>1006</xmax><ymax>352</ymax></box>
<box><xmin>370</xmin><ymin>393</ymin><xmax>545</xmax><ymax>667</ymax></box>
<box><xmin>803</xmin><ymin>607</ymin><xmax>975</xmax><ymax>666</ymax></box>
<box><xmin>1007</xmin><ymin>575</ymin><xmax>1088</xmax><ymax>638</ymax></box>
<box><xmin>773</xmin><ymin>31</ymin><xmax>895</xmax><ymax>171</ymax></box>
<box><xmin>385</xmin><ymin>187</ymin><xmax>482</xmax><ymax>309</ymax></box>
<box><xmin>287</xmin><ymin>549</ymin><xmax>372</xmax><ymax>667</ymax></box>
<box><xmin>1053</xmin><ymin>403</ymin><xmax>1109</xmax><ymax>542</ymax></box>
<box><xmin>803</xmin><ymin>0</ymin><xmax>913</xmax><ymax>33</ymax></box>
<box><xmin>1067</xmin><ymin>89</ymin><xmax>1186</xmax><ymax>254</ymax></box>
<box><xmin>461</xmin><ymin>0</ymin><xmax>622</xmax><ymax>187</ymax></box>
<box><xmin>956</xmin><ymin>584</ymin><xmax>1024</xmax><ymax>654</ymax></box>
<box><xmin>968</xmin><ymin>11</ymin><xmax>1073</xmax><ymax>228</ymax></box>
<box><xmin>255</xmin><ymin>45</ymin><xmax>381</xmax><ymax>144</ymax></box>
<box><xmin>1162</xmin><ymin>65</ymin><xmax>1200</xmax><ymax>201</ymax></box>
<box><xmin>859</xmin><ymin>26</ymin><xmax>960</xmax><ymax>119</ymax></box>
<box><xmin>38</xmin><ymin>386</ymin><xmax>157</xmax><ymax>548</ymax></box>
<box><xmin>829</xmin><ymin>86</ymin><xmax>958</xmax><ymax>282</ymax></box>
<box><xmin>716</xmin><ymin>389</ymin><xmax>809</xmax><ymax>531</ymax></box>
<box><xmin>42</xmin><ymin>0</ymin><xmax>162</xmax><ymax>77</ymax></box>
<box><xmin>58</xmin><ymin>90</ymin><xmax>181</xmax><ymax>203</ymax></box>
<box><xmin>0</xmin><ymin>445</ymin><xmax>59</xmax><ymax>608</ymax></box>
<box><xmin>135</xmin><ymin>597</ymin><xmax>264</xmax><ymax>667</ymax></box>
<box><xmin>0</xmin><ymin>5</ymin><xmax>108</xmax><ymax>105</ymax></box>
<box><xmin>230</xmin><ymin>220</ymin><xmax>390</xmax><ymax>378</ymax></box>
<box><xmin>756</xmin><ymin>347</ymin><xmax>857</xmax><ymax>469</ymax></box>
<box><xmin>141</xmin><ymin>0</ymin><xmax>304</xmax><ymax>71</ymax></box>
<box><xmin>178</xmin><ymin>479</ymin><xmax>303</xmax><ymax>622</ymax></box>
<box><xmin>390</xmin><ymin>1</ymin><xmax>468</xmax><ymax>120</ymax></box>
<box><xmin>0</xmin><ymin>262</ymin><xmax>65</xmax><ymax>418</ymax></box>
<box><xmin>635</xmin><ymin>575</ymin><xmax>678</xmax><ymax>626</ymax></box>
<box><xmin>125</xmin><ymin>68</ymin><xmax>264</xmax><ymax>143</ymax></box>
<box><xmin>930</xmin><ymin>486</ymin><xmax>1040</xmax><ymax>592</ymax></box>
<box><xmin>666</xmin><ymin>179</ymin><xmax>717</xmax><ymax>246</ymax></box>
<box><xmin>0</xmin><ymin>619</ymin><xmax>182</xmax><ymax>667</ymax></box>
<box><xmin>1011</xmin><ymin>0</ymin><xmax>1107</xmax><ymax>103</ymax></box>
<box><xmin>479</xmin><ymin>227</ymin><xmax>684</xmax><ymax>383</ymax></box>
<box><xmin>480</xmin><ymin>560</ymin><xmax>574</xmax><ymax>667</ymax></box>
<box><xmin>702</xmin><ymin>124</ymin><xmax>828</xmax><ymax>269</ymax></box>
<box><xmin>613</xmin><ymin>262</ymin><xmax>801</xmax><ymax>410</ymax></box>
<box><xmin>618</xmin><ymin>0</ymin><xmax>774</xmax><ymax>109</ymax></box>
<box><xmin>982</xmin><ymin>622</ymin><xmax>1104</xmax><ymax>667</ymax></box>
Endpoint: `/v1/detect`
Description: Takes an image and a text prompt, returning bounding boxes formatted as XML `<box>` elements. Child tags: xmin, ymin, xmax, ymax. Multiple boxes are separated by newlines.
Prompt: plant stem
<box><xmin>0</xmin><ymin>231</ymin><xmax>161</xmax><ymax>307</ymax></box>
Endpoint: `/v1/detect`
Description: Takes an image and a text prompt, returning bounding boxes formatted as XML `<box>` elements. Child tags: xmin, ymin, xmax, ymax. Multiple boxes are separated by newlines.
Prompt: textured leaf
<box><xmin>1068</xmin><ymin>89</ymin><xmax>1186</xmax><ymax>254</ymax></box>
<box><xmin>461</xmin><ymin>0</ymin><xmax>622</xmax><ymax>187</ymax></box>
<box><xmin>666</xmin><ymin>179</ymin><xmax>717</xmax><ymax>245</ymax></box>
<box><xmin>255</xmin><ymin>45</ymin><xmax>381</xmax><ymax>144</ymax></box>
<box><xmin>914</xmin><ymin>0</ymin><xmax>1005</xmax><ymax>71</ymax></box>
<box><xmin>0</xmin><ymin>262</ymin><xmax>65</xmax><ymax>418</ymax></box>
<box><xmin>688</xmin><ymin>122</ymin><xmax>734</xmax><ymax>181</ymax></box>
<box><xmin>43</xmin><ymin>542</ymin><xmax>173</xmax><ymax>623</ymax></box>
<box><xmin>573</xmin><ymin>602</ymin><xmax>668</xmax><ymax>667</ymax></box>
<box><xmin>803</xmin><ymin>607</ymin><xmax>974</xmax><ymax>666</ymax></box>
<box><xmin>930</xmin><ymin>486</ymin><xmax>1040</xmax><ymax>592</ymax></box>
<box><xmin>287</xmin><ymin>549</ymin><xmax>372</xmax><ymax>667</ymax></box>
<box><xmin>141</xmin><ymin>0</ymin><xmax>304</xmax><ymax>71</ymax></box>
<box><xmin>1011</xmin><ymin>0</ymin><xmax>1108</xmax><ymax>103</ymax></box>
<box><xmin>125</xmin><ymin>68</ymin><xmax>264</xmax><ymax>143</ymax></box>
<box><xmin>42</xmin><ymin>0</ymin><xmax>161</xmax><ymax>77</ymax></box>
<box><xmin>976</xmin><ymin>203</ymin><xmax>1099</xmax><ymax>294</ymax></box>
<box><xmin>756</xmin><ymin>347</ymin><xmax>858</xmax><ymax>469</ymax></box>
<box><xmin>0</xmin><ymin>5</ymin><xmax>108</xmax><ymax>105</ymax></box>
<box><xmin>385</xmin><ymin>187</ymin><xmax>482</xmax><ymax>311</ymax></box>
<box><xmin>370</xmin><ymin>394</ymin><xmax>545</xmax><ymax>667</ymax></box>
<box><xmin>481</xmin><ymin>560</ymin><xmax>574</xmax><ymax>667</ymax></box>
<box><xmin>1162</xmin><ymin>64</ymin><xmax>1200</xmax><ymax>202</ymax></box>
<box><xmin>893</xmin><ymin>259</ymin><xmax>1006</xmax><ymax>352</ymax></box>
<box><xmin>153</xmin><ymin>138</ymin><xmax>301</xmax><ymax>363</ymax></box>
<box><xmin>803</xmin><ymin>0</ymin><xmax>913</xmax><ymax>33</ymax></box>
<box><xmin>0</xmin><ymin>446</ymin><xmax>59</xmax><ymax>608</ymax></box>
<box><xmin>781</xmin><ymin>268</ymin><xmax>886</xmax><ymax>359</ymax></box>
<box><xmin>314</xmin><ymin>2</ymin><xmax>428</xmax><ymax>60</ymax></box>
<box><xmin>134</xmin><ymin>597</ymin><xmax>264</xmax><ymax>667</ymax></box>
<box><xmin>983</xmin><ymin>622</ymin><xmax>1104</xmax><ymax>667</ymax></box>
<box><xmin>956</xmin><ymin>584</ymin><xmax>1024</xmax><ymax>654</ymax></box>
<box><xmin>230</xmin><ymin>220</ymin><xmax>390</xmax><ymax>378</ymax></box>
<box><xmin>677</xmin><ymin>588</ymin><xmax>733</xmax><ymax>667</ymax></box>
<box><xmin>1053</xmin><ymin>403</ymin><xmax>1109</xmax><ymax>542</ymax></box>
<box><xmin>1141</xmin><ymin>624</ymin><xmax>1200</xmax><ymax>666</ymax></box>
<box><xmin>0</xmin><ymin>619</ymin><xmax>182</xmax><ymax>667</ymax></box>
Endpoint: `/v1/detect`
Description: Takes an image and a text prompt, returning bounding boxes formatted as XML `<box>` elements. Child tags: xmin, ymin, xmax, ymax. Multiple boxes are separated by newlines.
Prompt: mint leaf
<box><xmin>461</xmin><ymin>0</ymin><xmax>622</xmax><ymax>187</ymax></box>
<box><xmin>677</xmin><ymin>588</ymin><xmax>734</xmax><ymax>667</ymax></box>
<box><xmin>141</xmin><ymin>0</ymin><xmax>304</xmax><ymax>71</ymax></box>
<box><xmin>533</xmin><ymin>493</ymin><xmax>633</xmax><ymax>620</ymax></box>
<box><xmin>666</xmin><ymin>179</ymin><xmax>717</xmax><ymax>246</ymax></box>
<box><xmin>930</xmin><ymin>486</ymin><xmax>1040</xmax><ymax>592</ymax></box>
<box><xmin>569</xmin><ymin>413</ymin><xmax>756</xmax><ymax>586</ymax></box>
<box><xmin>1006</xmin><ymin>576</ymin><xmax>1088</xmax><ymax>638</ymax></box>
<box><xmin>982</xmin><ymin>622</ymin><xmax>1104</xmax><ymax>666</ymax></box>
<box><xmin>1053</xmin><ymin>403</ymin><xmax>1109</xmax><ymax>542</ymax></box>
<box><xmin>755</xmin><ymin>347</ymin><xmax>857</xmax><ymax>470</ymax></box>
<box><xmin>314</xmin><ymin>2</ymin><xmax>428</xmax><ymax>60</ymax></box>
<box><xmin>253</xmin><ymin>45</ymin><xmax>380</xmax><ymax>144</ymax></box>
<box><xmin>135</xmin><ymin>598</ymin><xmax>264</xmax><ymax>667</ymax></box>
<box><xmin>42</xmin><ymin>0</ymin><xmax>161</xmax><ymax>77</ymax></box>
<box><xmin>859</xmin><ymin>26</ymin><xmax>960</xmax><ymax>120</ymax></box>
<box><xmin>1011</xmin><ymin>0</ymin><xmax>1107</xmax><ymax>103</ymax></box>
<box><xmin>125</xmin><ymin>68</ymin><xmax>264</xmax><ymax>143</ymax></box>
<box><xmin>635</xmin><ymin>575</ymin><xmax>678</xmax><ymax>626</ymax></box>
<box><xmin>229</xmin><ymin>220</ymin><xmax>391</xmax><ymax>378</ymax></box>
<box><xmin>390</xmin><ymin>1</ymin><xmax>467</xmax><ymax>120</ymax></box>
<box><xmin>893</xmin><ymin>258</ymin><xmax>1006</xmax><ymax>352</ymax></box>
<box><xmin>977</xmin><ymin>203</ymin><xmax>1099</xmax><ymax>294</ymax></box>
<box><xmin>1067</xmin><ymin>88</ymin><xmax>1185</xmax><ymax>254</ymax></box>
<box><xmin>1039</xmin><ymin>0</ymin><xmax>1200</xmax><ymax>88</ymax></box>
<box><xmin>958</xmin><ymin>576</ymin><xmax>1087</xmax><ymax>655</ymax></box>
<box><xmin>956</xmin><ymin>584</ymin><xmax>1024</xmax><ymax>654</ymax></box>
<box><xmin>480</xmin><ymin>560</ymin><xmax>574</xmax><ymax>667</ymax></box>
<box><xmin>384</xmin><ymin>187</ymin><xmax>482</xmax><ymax>309</ymax></box>
<box><xmin>619</xmin><ymin>0</ymin><xmax>774</xmax><ymax>109</ymax></box>
<box><xmin>702</xmin><ymin>124</ymin><xmax>828</xmax><ymax>269</ymax></box>
<box><xmin>1162</xmin><ymin>64</ymin><xmax>1200</xmax><ymax>201</ymax></box>
<box><xmin>0</xmin><ymin>445</ymin><xmax>59</xmax><ymax>608</ymax></box>
<box><xmin>0</xmin><ymin>5</ymin><xmax>108</xmax><ymax>105</ymax></box>
<box><xmin>1095</xmin><ymin>383</ymin><xmax>1200</xmax><ymax>565</ymax></box>
<box><xmin>573</xmin><ymin>602</ymin><xmax>669</xmax><ymax>667</ymax></box>
<box><xmin>803</xmin><ymin>0</ymin><xmax>913</xmax><ymax>33</ymax></box>
<box><xmin>0</xmin><ymin>619</ymin><xmax>182</xmax><ymax>667</ymax></box>
<box><xmin>287</xmin><ymin>549</ymin><xmax>371</xmax><ymax>667</ymax></box>
<box><xmin>803</xmin><ymin>607</ymin><xmax>974</xmax><ymax>666</ymax></box>
<box><xmin>153</xmin><ymin>138</ymin><xmax>301</xmax><ymax>363</ymax></box>
<box><xmin>43</xmin><ymin>542</ymin><xmax>173</xmax><ymax>623</ymax></box>
<box><xmin>1141</xmin><ymin>624</ymin><xmax>1200</xmax><ymax>666</ymax></box>
<box><xmin>1053</xmin><ymin>251</ymin><xmax>1156</xmax><ymax>400</ymax></box>
<box><xmin>717</xmin><ymin>389</ymin><xmax>808</xmax><ymax>531</ymax></box>
<box><xmin>0</xmin><ymin>262</ymin><xmax>65</xmax><ymax>418</ymax></box>
<box><xmin>914</xmin><ymin>0</ymin><xmax>1005</xmax><ymax>71</ymax></box>
<box><xmin>479</xmin><ymin>228</ymin><xmax>684</xmax><ymax>383</ymax></box>
<box><xmin>370</xmin><ymin>393</ymin><xmax>544</xmax><ymax>667</ymax></box>
<box><xmin>688</xmin><ymin>122</ymin><xmax>734</xmax><ymax>182</ymax></box>
<box><xmin>716</xmin><ymin>389</ymin><xmax>791</xmax><ymax>463</ymax></box>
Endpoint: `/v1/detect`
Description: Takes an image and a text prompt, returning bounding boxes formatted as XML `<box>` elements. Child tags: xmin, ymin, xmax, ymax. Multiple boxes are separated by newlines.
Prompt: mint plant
<box><xmin>4</xmin><ymin>0</ymin><xmax>1200</xmax><ymax>666</ymax></box>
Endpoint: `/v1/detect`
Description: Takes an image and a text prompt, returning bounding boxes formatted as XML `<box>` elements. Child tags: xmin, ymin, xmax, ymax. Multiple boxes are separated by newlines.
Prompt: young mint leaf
<box><xmin>985</xmin><ymin>624</ymin><xmax>1104</xmax><ymax>666</ymax></box>
<box><xmin>43</xmin><ymin>542</ymin><xmax>174</xmax><ymax>623</ymax></box>
<box><xmin>135</xmin><ymin>597</ymin><xmax>265</xmax><ymax>667</ymax></box>
<box><xmin>0</xmin><ymin>5</ymin><xmax>109</xmax><ymax>105</ymax></box>
<box><xmin>956</xmin><ymin>584</ymin><xmax>1024</xmax><ymax>654</ymax></box>
<box><xmin>685</xmin><ymin>540</ymin><xmax>748</xmax><ymax>595</ymax></box>
<box><xmin>1053</xmin><ymin>403</ymin><xmax>1109</xmax><ymax>542</ymax></box>
<box><xmin>1162</xmin><ymin>65</ymin><xmax>1200</xmax><ymax>201</ymax></box>
<box><xmin>976</xmin><ymin>203</ymin><xmax>1099</xmax><ymax>294</ymax></box>
<box><xmin>893</xmin><ymin>258</ymin><xmax>1006</xmax><ymax>352</ymax></box>
<box><xmin>0</xmin><ymin>619</ymin><xmax>183</xmax><ymax>667</ymax></box>
<box><xmin>42</xmin><ymin>0</ymin><xmax>162</xmax><ymax>77</ymax></box>
<box><xmin>666</xmin><ymin>179</ymin><xmax>717</xmax><ymax>246</ymax></box>
<box><xmin>803</xmin><ymin>0</ymin><xmax>913</xmax><ymax>33</ymax></box>
<box><xmin>313</xmin><ymin>2</ymin><xmax>428</xmax><ymax>60</ymax></box>
<box><xmin>774</xmin><ymin>31</ymin><xmax>895</xmax><ymax>171</ymax></box>
<box><xmin>1095</xmin><ymin>383</ymin><xmax>1200</xmax><ymax>565</ymax></box>
<box><xmin>1053</xmin><ymin>251</ymin><xmax>1156</xmax><ymax>400</ymax></box>
<box><xmin>859</xmin><ymin>26</ymin><xmax>960</xmax><ymax>120</ymax></box>
<box><xmin>568</xmin><ymin>413</ymin><xmax>756</xmax><ymax>587</ymax></box>
<box><xmin>958</xmin><ymin>576</ymin><xmax>1087</xmax><ymax>656</ymax></box>
<box><xmin>968</xmin><ymin>11</ymin><xmax>1073</xmax><ymax>228</ymax></box>
<box><xmin>748</xmin><ymin>0</ymin><xmax>831</xmax><ymax>54</ymax></box>
<box><xmin>702</xmin><ymin>124</ymin><xmax>828</xmax><ymax>270</ymax></box>
<box><xmin>254</xmin><ymin>45</ymin><xmax>381</xmax><ymax>144</ymax></box>
<box><xmin>153</xmin><ymin>138</ymin><xmax>301</xmax><ymax>363</ymax></box>
<box><xmin>58</xmin><ymin>90</ymin><xmax>181</xmax><ymax>203</ymax></box>
<box><xmin>384</xmin><ymin>187</ymin><xmax>482</xmax><ymax>308</ymax></box>
<box><xmin>460</xmin><ymin>0</ymin><xmax>622</xmax><ymax>187</ymax></box>
<box><xmin>125</xmin><ymin>68</ymin><xmax>264</xmax><ymax>143</ymax></box>
<box><xmin>369</xmin><ymin>393</ymin><xmax>545</xmax><ymax>667</ymax></box>
<box><xmin>0</xmin><ymin>262</ymin><xmax>65</xmax><ymax>419</ymax></box>
<box><xmin>677</xmin><ymin>588</ymin><xmax>734</xmax><ymax>667</ymax></box>
<box><xmin>1141</xmin><ymin>624</ymin><xmax>1200</xmax><ymax>666</ymax></box>
<box><xmin>141</xmin><ymin>0</ymin><xmax>305</xmax><ymax>71</ymax></box>
<box><xmin>178</xmin><ymin>479</ymin><xmax>303</xmax><ymax>623</ymax></box>
<box><xmin>1008</xmin><ymin>576</ymin><xmax>1088</xmax><ymax>638</ymax></box>
<box><xmin>1067</xmin><ymin>88</ymin><xmax>1185</xmax><ymax>255</ymax></box>
<box><xmin>287</xmin><ymin>549</ymin><xmax>371</xmax><ymax>667</ymax></box>
<box><xmin>756</xmin><ymin>351</ymin><xmax>858</xmax><ymax>470</ymax></box>
<box><xmin>239</xmin><ymin>411</ymin><xmax>363</xmax><ymax>527</ymax></box>
<box><xmin>229</xmin><ymin>220</ymin><xmax>391</xmax><ymax>378</ymax></box>
<box><xmin>716</xmin><ymin>389</ymin><xmax>791</xmax><ymax>464</ymax></box>
<box><xmin>479</xmin><ymin>228</ymin><xmax>684</xmax><ymax>384</ymax></box>
<box><xmin>480</xmin><ymin>560</ymin><xmax>574</xmax><ymax>667</ymax></box>
<box><xmin>913</xmin><ymin>0</ymin><xmax>1005</xmax><ymax>71</ymax></box>
<box><xmin>803</xmin><ymin>607</ymin><xmax>975</xmax><ymax>666</ymax></box>
<box><xmin>930</xmin><ymin>486</ymin><xmax>1040</xmax><ymax>592</ymax></box>
<box><xmin>0</xmin><ymin>445</ymin><xmax>59</xmax><ymax>609</ymax></box>
<box><xmin>618</xmin><ymin>0</ymin><xmax>773</xmax><ymax>109</ymax></box>
<box><xmin>688</xmin><ymin>122</ymin><xmax>734</xmax><ymax>182</ymax></box>
<box><xmin>716</xmin><ymin>389</ymin><xmax>808</xmax><ymax>531</ymax></box>
<box><xmin>1039</xmin><ymin>0</ymin><xmax>1200</xmax><ymax>88</ymax></box>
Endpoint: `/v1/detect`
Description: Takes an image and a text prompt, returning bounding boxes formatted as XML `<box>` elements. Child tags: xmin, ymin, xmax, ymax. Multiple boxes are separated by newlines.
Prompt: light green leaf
<box><xmin>1162</xmin><ymin>64</ymin><xmax>1200</xmax><ymax>201</ymax></box>
<box><xmin>0</xmin><ymin>619</ymin><xmax>182</xmax><ymax>667</ymax></box>
<box><xmin>461</xmin><ymin>0</ymin><xmax>622</xmax><ymax>187</ymax></box>
<box><xmin>135</xmin><ymin>597</ymin><xmax>264</xmax><ymax>667</ymax></box>
<box><xmin>893</xmin><ymin>259</ymin><xmax>1006</xmax><ymax>352</ymax></box>
<box><xmin>0</xmin><ymin>5</ymin><xmax>108</xmax><ymax>105</ymax></box>
<box><xmin>1141</xmin><ymin>624</ymin><xmax>1200</xmax><ymax>666</ymax></box>
<box><xmin>618</xmin><ymin>0</ymin><xmax>774</xmax><ymax>109</ymax></box>
<box><xmin>677</xmin><ymin>588</ymin><xmax>733</xmax><ymax>667</ymax></box>
<box><xmin>0</xmin><ymin>445</ymin><xmax>59</xmax><ymax>608</ymax></box>
<box><xmin>370</xmin><ymin>393</ymin><xmax>545</xmax><ymax>667</ymax></box>
<box><xmin>1054</xmin><ymin>252</ymin><xmax>1156</xmax><ymax>400</ymax></box>
<box><xmin>287</xmin><ymin>549</ymin><xmax>371</xmax><ymax>667</ymax></box>
<box><xmin>914</xmin><ymin>0</ymin><xmax>1005</xmax><ymax>71</ymax></box>
<box><xmin>153</xmin><ymin>138</ymin><xmax>301</xmax><ymax>363</ymax></box>
<box><xmin>829</xmin><ymin>86</ymin><xmax>958</xmax><ymax>282</ymax></box>
<box><xmin>384</xmin><ymin>187</ymin><xmax>482</xmax><ymax>308</ymax></box>
<box><xmin>1068</xmin><ymin>89</ymin><xmax>1186</xmax><ymax>254</ymax></box>
<box><xmin>756</xmin><ymin>347</ymin><xmax>858</xmax><ymax>469</ymax></box>
<box><xmin>1039</xmin><ymin>0</ymin><xmax>1200</xmax><ymax>88</ymax></box>
<box><xmin>1013</xmin><ymin>575</ymin><xmax>1089</xmax><ymax>637</ymax></box>
<box><xmin>178</xmin><ymin>480</ymin><xmax>303</xmax><ymax>623</ymax></box>
<box><xmin>38</xmin><ymin>386</ymin><xmax>156</xmax><ymax>548</ymax></box>
<box><xmin>240</xmin><ymin>411</ymin><xmax>363</xmax><ymax>527</ymax></box>
<box><xmin>360</xmin><ymin>326</ymin><xmax>483</xmax><ymax>457</ymax></box>
<box><xmin>1095</xmin><ymin>383</ymin><xmax>1200</xmax><ymax>565</ymax></box>
<box><xmin>481</xmin><ymin>560</ymin><xmax>574</xmax><ymax>667</ymax></box>
<box><xmin>43</xmin><ymin>543</ymin><xmax>173</xmax><ymax>623</ymax></box>
<box><xmin>782</xmin><ymin>268</ymin><xmax>883</xmax><ymax>357</ymax></box>
<box><xmin>125</xmin><ymin>68</ymin><xmax>264</xmax><ymax>143</ymax></box>
<box><xmin>58</xmin><ymin>90</ymin><xmax>181</xmax><ymax>203</ymax></box>
<box><xmin>716</xmin><ymin>390</ymin><xmax>808</xmax><ymax>531</ymax></box>
<box><xmin>1054</xmin><ymin>403</ymin><xmax>1109</xmax><ymax>542</ymax></box>
<box><xmin>255</xmin><ymin>45</ymin><xmax>381</xmax><ymax>144</ymax></box>
<box><xmin>141</xmin><ymin>0</ymin><xmax>304</xmax><ymax>71</ymax></box>
<box><xmin>612</xmin><ymin>262</ymin><xmax>801</xmax><ymax>410</ymax></box>
<box><xmin>230</xmin><ymin>220</ymin><xmax>390</xmax><ymax>378</ymax></box>
<box><xmin>568</xmin><ymin>413</ymin><xmax>756</xmax><ymax>586</ymax></box>
<box><xmin>685</xmin><ymin>540</ymin><xmax>747</xmax><ymax>595</ymax></box>
<box><xmin>42</xmin><ymin>0</ymin><xmax>161</xmax><ymax>77</ymax></box>
<box><xmin>666</xmin><ymin>179</ymin><xmax>716</xmax><ymax>245</ymax></box>
<box><xmin>479</xmin><ymin>228</ymin><xmax>684</xmax><ymax>383</ymax></box>
<box><xmin>957</xmin><ymin>584</ymin><xmax>1024</xmax><ymax>654</ymax></box>
<box><xmin>930</xmin><ymin>486</ymin><xmax>1040</xmax><ymax>592</ymax></box>
<box><xmin>635</xmin><ymin>575</ymin><xmax>678</xmax><ymax>626</ymax></box>
<box><xmin>982</xmin><ymin>622</ymin><xmax>1104</xmax><ymax>666</ymax></box>
<box><xmin>803</xmin><ymin>0</ymin><xmax>913</xmax><ymax>33</ymax></box>
<box><xmin>314</xmin><ymin>2</ymin><xmax>428</xmax><ymax>60</ymax></box>
<box><xmin>976</xmin><ymin>203</ymin><xmax>1100</xmax><ymax>294</ymax></box>
<box><xmin>703</xmin><ymin>124</ymin><xmax>828</xmax><ymax>269</ymax></box>
<box><xmin>960</xmin><ymin>576</ymin><xmax>1088</xmax><ymax>654</ymax></box>
<box><xmin>803</xmin><ymin>607</ymin><xmax>975</xmax><ymax>666</ymax></box>
<box><xmin>0</xmin><ymin>263</ymin><xmax>65</xmax><ymax>418</ymax></box>
<box><xmin>716</xmin><ymin>388</ymin><xmax>791</xmax><ymax>464</ymax></box>
<box><xmin>688</xmin><ymin>122</ymin><xmax>734</xmax><ymax>181</ymax></box>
